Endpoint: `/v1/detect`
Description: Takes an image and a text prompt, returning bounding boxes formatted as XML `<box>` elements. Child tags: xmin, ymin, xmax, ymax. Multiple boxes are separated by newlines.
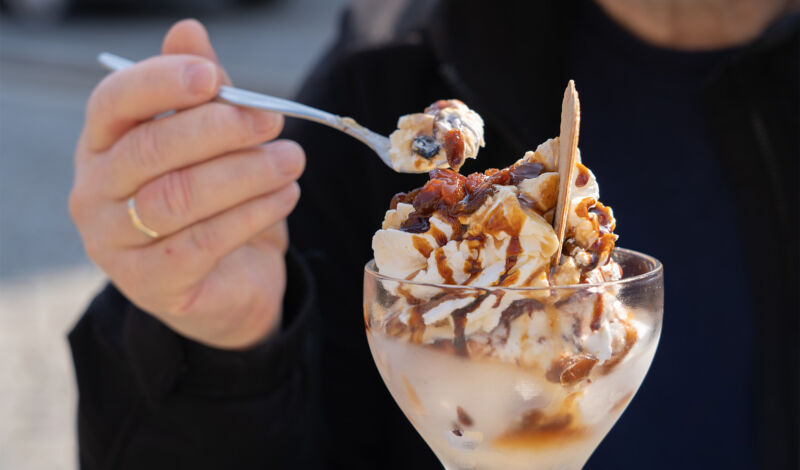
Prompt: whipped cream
<box><xmin>375</xmin><ymin>138</ymin><xmax>618</xmax><ymax>291</ymax></box>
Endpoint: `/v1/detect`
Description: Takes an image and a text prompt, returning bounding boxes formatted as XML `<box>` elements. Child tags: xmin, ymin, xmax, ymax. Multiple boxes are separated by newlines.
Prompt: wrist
<box><xmin>114</xmin><ymin>247</ymin><xmax>316</xmax><ymax>403</ymax></box>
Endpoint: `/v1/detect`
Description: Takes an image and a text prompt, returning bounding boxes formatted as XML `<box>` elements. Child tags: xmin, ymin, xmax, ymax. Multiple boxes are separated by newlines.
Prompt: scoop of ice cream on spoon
<box><xmin>388</xmin><ymin>99</ymin><xmax>486</xmax><ymax>173</ymax></box>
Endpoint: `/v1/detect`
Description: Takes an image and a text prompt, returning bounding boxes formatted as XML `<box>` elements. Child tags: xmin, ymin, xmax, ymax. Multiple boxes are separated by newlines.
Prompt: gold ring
<box><xmin>127</xmin><ymin>196</ymin><xmax>159</xmax><ymax>238</ymax></box>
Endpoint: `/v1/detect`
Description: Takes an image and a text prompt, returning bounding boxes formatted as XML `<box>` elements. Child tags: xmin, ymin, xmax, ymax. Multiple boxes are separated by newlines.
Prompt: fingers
<box><xmin>85</xmin><ymin>54</ymin><xmax>222</xmax><ymax>152</ymax></box>
<box><xmin>113</xmin><ymin>140</ymin><xmax>304</xmax><ymax>245</ymax></box>
<box><xmin>249</xmin><ymin>223</ymin><xmax>290</xmax><ymax>254</ymax></box>
<box><xmin>137</xmin><ymin>182</ymin><xmax>301</xmax><ymax>287</ymax></box>
<box><xmin>100</xmin><ymin>102</ymin><xmax>283</xmax><ymax>198</ymax></box>
<box><xmin>162</xmin><ymin>19</ymin><xmax>219</xmax><ymax>61</ymax></box>
<box><xmin>162</xmin><ymin>19</ymin><xmax>233</xmax><ymax>85</ymax></box>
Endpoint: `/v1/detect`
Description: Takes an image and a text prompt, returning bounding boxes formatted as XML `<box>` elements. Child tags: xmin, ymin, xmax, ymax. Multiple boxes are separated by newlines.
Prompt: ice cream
<box><xmin>389</xmin><ymin>99</ymin><xmax>485</xmax><ymax>173</ymax></box>
<box><xmin>372</xmin><ymin>136</ymin><xmax>631</xmax><ymax>370</ymax></box>
<box><xmin>366</xmin><ymin>98</ymin><xmax>658</xmax><ymax>470</ymax></box>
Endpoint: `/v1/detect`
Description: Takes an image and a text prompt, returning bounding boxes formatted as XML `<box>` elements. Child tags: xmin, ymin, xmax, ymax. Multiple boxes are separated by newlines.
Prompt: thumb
<box><xmin>162</xmin><ymin>19</ymin><xmax>232</xmax><ymax>84</ymax></box>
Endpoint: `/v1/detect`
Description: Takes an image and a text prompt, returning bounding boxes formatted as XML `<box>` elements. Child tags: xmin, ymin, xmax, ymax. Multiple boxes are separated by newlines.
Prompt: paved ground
<box><xmin>0</xmin><ymin>1</ymin><xmax>347</xmax><ymax>467</ymax></box>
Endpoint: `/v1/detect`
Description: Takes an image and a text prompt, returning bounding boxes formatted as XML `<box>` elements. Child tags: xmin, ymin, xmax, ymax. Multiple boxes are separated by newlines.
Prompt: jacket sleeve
<box><xmin>68</xmin><ymin>248</ymin><xmax>322</xmax><ymax>470</ymax></box>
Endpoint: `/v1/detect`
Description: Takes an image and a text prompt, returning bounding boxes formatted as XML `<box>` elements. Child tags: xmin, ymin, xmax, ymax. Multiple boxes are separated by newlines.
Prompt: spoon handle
<box><xmin>97</xmin><ymin>52</ymin><xmax>394</xmax><ymax>169</ymax></box>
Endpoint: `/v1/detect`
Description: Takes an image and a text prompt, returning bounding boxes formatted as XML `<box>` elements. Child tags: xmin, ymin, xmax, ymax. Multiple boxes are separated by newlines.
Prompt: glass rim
<box><xmin>364</xmin><ymin>247</ymin><xmax>662</xmax><ymax>292</ymax></box>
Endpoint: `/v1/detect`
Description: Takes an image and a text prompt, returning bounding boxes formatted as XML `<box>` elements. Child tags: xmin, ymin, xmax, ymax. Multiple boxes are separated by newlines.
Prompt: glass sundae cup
<box><xmin>364</xmin><ymin>248</ymin><xmax>663</xmax><ymax>470</ymax></box>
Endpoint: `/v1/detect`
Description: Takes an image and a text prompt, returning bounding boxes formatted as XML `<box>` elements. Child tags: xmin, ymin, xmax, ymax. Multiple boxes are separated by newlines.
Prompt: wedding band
<box><xmin>127</xmin><ymin>196</ymin><xmax>159</xmax><ymax>238</ymax></box>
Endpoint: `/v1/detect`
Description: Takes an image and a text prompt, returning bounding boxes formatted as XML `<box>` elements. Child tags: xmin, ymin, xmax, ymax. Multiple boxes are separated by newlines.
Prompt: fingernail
<box><xmin>184</xmin><ymin>62</ymin><xmax>216</xmax><ymax>95</ymax></box>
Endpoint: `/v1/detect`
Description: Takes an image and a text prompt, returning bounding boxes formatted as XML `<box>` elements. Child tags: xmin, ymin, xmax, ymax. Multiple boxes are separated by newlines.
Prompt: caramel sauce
<box><xmin>493</xmin><ymin>416</ymin><xmax>584</xmax><ymax>449</ymax></box>
<box><xmin>610</xmin><ymin>391</ymin><xmax>635</xmax><ymax>413</ymax></box>
<box><xmin>463</xmin><ymin>255</ymin><xmax>483</xmax><ymax>284</ymax></box>
<box><xmin>451</xmin><ymin>293</ymin><xmax>490</xmax><ymax>356</ymax></box>
<box><xmin>386</xmin><ymin>150</ymin><xmax>619</xmax><ymax>294</ymax></box>
<box><xmin>390</xmin><ymin>187</ymin><xmax>422</xmax><ymax>210</ymax></box>
<box><xmin>435</xmin><ymin>249</ymin><xmax>456</xmax><ymax>284</ymax></box>
<box><xmin>385</xmin><ymin>316</ymin><xmax>407</xmax><ymax>337</ymax></box>
<box><xmin>408</xmin><ymin>309</ymin><xmax>425</xmax><ymax>344</ymax></box>
<box><xmin>396</xmin><ymin>286</ymin><xmax>422</xmax><ymax>305</ymax></box>
<box><xmin>402</xmin><ymin>374</ymin><xmax>425</xmax><ymax>414</ymax></box>
<box><xmin>491</xmin><ymin>290</ymin><xmax>506</xmax><ymax>308</ymax></box>
<box><xmin>575</xmin><ymin>162</ymin><xmax>590</xmax><ymax>187</ymax></box>
<box><xmin>590</xmin><ymin>293</ymin><xmax>604</xmax><ymax>331</ymax></box>
<box><xmin>583</xmin><ymin>233</ymin><xmax>617</xmax><ymax>273</ymax></box>
<box><xmin>563</xmin><ymin>195</ymin><xmax>618</xmax><ymax>276</ymax></box>
<box><xmin>508</xmin><ymin>161</ymin><xmax>544</xmax><ymax>184</ymax></box>
<box><xmin>493</xmin><ymin>393</ymin><xmax>585</xmax><ymax>449</ymax></box>
<box><xmin>429</xmin><ymin>224</ymin><xmax>448</xmax><ymax>247</ymax></box>
<box><xmin>456</xmin><ymin>406</ymin><xmax>474</xmax><ymax>427</ymax></box>
<box><xmin>404</xmin><ymin>269</ymin><xmax>422</xmax><ymax>281</ymax></box>
<box><xmin>599</xmin><ymin>322</ymin><xmax>638</xmax><ymax>373</ymax></box>
<box><xmin>390</xmin><ymin>193</ymin><xmax>403</xmax><ymax>210</ymax></box>
<box><xmin>590</xmin><ymin>201</ymin><xmax>615</xmax><ymax>233</ymax></box>
<box><xmin>412</xmin><ymin>236</ymin><xmax>434</xmax><ymax>258</ymax></box>
<box><xmin>546</xmin><ymin>354</ymin><xmax>598</xmax><ymax>386</ymax></box>
<box><xmin>505</xmin><ymin>236</ymin><xmax>522</xmax><ymax>272</ymax></box>
<box><xmin>444</xmin><ymin>128</ymin><xmax>466</xmax><ymax>170</ymax></box>
<box><xmin>499</xmin><ymin>271</ymin><xmax>520</xmax><ymax>286</ymax></box>
<box><xmin>393</xmin><ymin>160</ymin><xmax>544</xmax><ymax>244</ymax></box>
<box><xmin>499</xmin><ymin>298</ymin><xmax>543</xmax><ymax>330</ymax></box>
<box><xmin>523</xmin><ymin>267</ymin><xmax>546</xmax><ymax>286</ymax></box>
<box><xmin>543</xmin><ymin>208</ymin><xmax>554</xmax><ymax>224</ymax></box>
<box><xmin>429</xmin><ymin>338</ymin><xmax>459</xmax><ymax>355</ymax></box>
<box><xmin>400</xmin><ymin>213</ymin><xmax>431</xmax><ymax>233</ymax></box>
<box><xmin>411</xmin><ymin>292</ymin><xmax>467</xmax><ymax>317</ymax></box>
<box><xmin>573</xmin><ymin>197</ymin><xmax>599</xmax><ymax>235</ymax></box>
<box><xmin>424</xmin><ymin>99</ymin><xmax>461</xmax><ymax>113</ymax></box>
<box><xmin>517</xmin><ymin>195</ymin><xmax>537</xmax><ymax>212</ymax></box>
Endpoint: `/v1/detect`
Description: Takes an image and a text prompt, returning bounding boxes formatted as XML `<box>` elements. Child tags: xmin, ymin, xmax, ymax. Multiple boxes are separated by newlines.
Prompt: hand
<box><xmin>69</xmin><ymin>20</ymin><xmax>304</xmax><ymax>349</ymax></box>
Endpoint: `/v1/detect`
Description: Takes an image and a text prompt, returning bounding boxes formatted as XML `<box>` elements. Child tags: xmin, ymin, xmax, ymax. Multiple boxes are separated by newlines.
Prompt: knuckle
<box><xmin>245</xmin><ymin>202</ymin><xmax>266</xmax><ymax>233</ymax></box>
<box><xmin>200</xmin><ymin>102</ymin><xmax>227</xmax><ymax>130</ymax></box>
<box><xmin>188</xmin><ymin>222</ymin><xmax>218</xmax><ymax>254</ymax></box>
<box><xmin>131</xmin><ymin>121</ymin><xmax>164</xmax><ymax>170</ymax></box>
<box><xmin>159</xmin><ymin>169</ymin><xmax>195</xmax><ymax>219</ymax></box>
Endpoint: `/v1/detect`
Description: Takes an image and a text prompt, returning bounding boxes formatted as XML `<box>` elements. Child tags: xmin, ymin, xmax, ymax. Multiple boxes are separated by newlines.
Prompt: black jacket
<box><xmin>70</xmin><ymin>1</ymin><xmax>799</xmax><ymax>468</ymax></box>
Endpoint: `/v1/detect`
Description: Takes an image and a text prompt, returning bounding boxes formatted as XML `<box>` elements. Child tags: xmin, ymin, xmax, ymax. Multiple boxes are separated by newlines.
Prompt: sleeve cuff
<box><xmin>121</xmin><ymin>247</ymin><xmax>317</xmax><ymax>404</ymax></box>
<box><xmin>178</xmin><ymin>247</ymin><xmax>317</xmax><ymax>397</ymax></box>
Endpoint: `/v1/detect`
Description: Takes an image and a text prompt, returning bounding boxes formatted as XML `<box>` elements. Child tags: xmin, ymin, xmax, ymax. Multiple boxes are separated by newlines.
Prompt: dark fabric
<box><xmin>567</xmin><ymin>2</ymin><xmax>758</xmax><ymax>468</ymax></box>
<box><xmin>69</xmin><ymin>248</ymin><xmax>320</xmax><ymax>469</ymax></box>
<box><xmin>70</xmin><ymin>1</ymin><xmax>799</xmax><ymax>468</ymax></box>
<box><xmin>702</xmin><ymin>18</ymin><xmax>800</xmax><ymax>470</ymax></box>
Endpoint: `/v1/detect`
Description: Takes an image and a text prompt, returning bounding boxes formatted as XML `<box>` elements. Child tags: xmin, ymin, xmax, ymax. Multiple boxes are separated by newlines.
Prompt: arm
<box><xmin>69</xmin><ymin>249</ymin><xmax>321</xmax><ymax>469</ymax></box>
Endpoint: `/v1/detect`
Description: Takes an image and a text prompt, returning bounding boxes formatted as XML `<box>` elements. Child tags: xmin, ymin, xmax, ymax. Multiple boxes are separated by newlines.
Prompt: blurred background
<box><xmin>0</xmin><ymin>0</ymin><xmax>348</xmax><ymax>467</ymax></box>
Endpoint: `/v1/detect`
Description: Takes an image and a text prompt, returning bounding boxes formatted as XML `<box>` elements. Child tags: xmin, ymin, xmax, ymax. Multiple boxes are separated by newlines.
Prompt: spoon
<box><xmin>97</xmin><ymin>52</ymin><xmax>395</xmax><ymax>170</ymax></box>
<box><xmin>552</xmin><ymin>80</ymin><xmax>580</xmax><ymax>267</ymax></box>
